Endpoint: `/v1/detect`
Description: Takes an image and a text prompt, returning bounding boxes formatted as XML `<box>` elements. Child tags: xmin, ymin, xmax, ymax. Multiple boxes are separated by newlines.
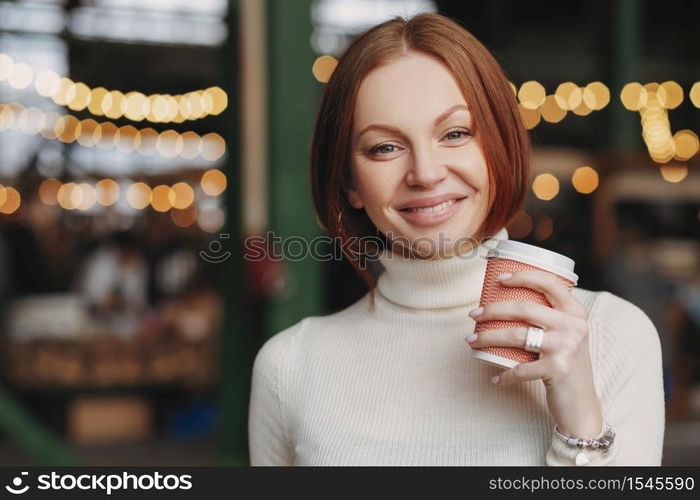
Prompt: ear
<box><xmin>346</xmin><ymin>185</ymin><xmax>364</xmax><ymax>210</ymax></box>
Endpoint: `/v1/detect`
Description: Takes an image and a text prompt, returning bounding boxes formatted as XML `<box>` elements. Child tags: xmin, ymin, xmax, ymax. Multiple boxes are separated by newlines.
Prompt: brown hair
<box><xmin>309</xmin><ymin>12</ymin><xmax>531</xmax><ymax>311</ymax></box>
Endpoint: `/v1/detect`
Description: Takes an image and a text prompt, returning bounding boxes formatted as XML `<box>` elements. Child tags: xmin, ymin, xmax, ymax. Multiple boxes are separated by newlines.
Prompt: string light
<box><xmin>0</xmin><ymin>52</ymin><xmax>228</xmax><ymax>124</ymax></box>
<box><xmin>0</xmin><ymin>102</ymin><xmax>225</xmax><ymax>162</ymax></box>
<box><xmin>2</xmin><ymin>178</ymin><xmax>221</xmax><ymax>230</ymax></box>
<box><xmin>513</xmin><ymin>81</ymin><xmax>612</xmax><ymax>127</ymax></box>
<box><xmin>39</xmin><ymin>178</ymin><xmax>205</xmax><ymax>213</ymax></box>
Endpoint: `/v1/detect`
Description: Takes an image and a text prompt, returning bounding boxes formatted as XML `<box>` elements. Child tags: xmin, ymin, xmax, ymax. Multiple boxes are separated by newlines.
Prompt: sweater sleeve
<box><xmin>546</xmin><ymin>292</ymin><xmax>666</xmax><ymax>466</ymax></box>
<box><xmin>248</xmin><ymin>321</ymin><xmax>302</xmax><ymax>466</ymax></box>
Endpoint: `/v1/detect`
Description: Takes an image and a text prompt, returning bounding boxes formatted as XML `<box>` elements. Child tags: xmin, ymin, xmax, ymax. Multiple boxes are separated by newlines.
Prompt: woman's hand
<box><xmin>465</xmin><ymin>269</ymin><xmax>603</xmax><ymax>439</ymax></box>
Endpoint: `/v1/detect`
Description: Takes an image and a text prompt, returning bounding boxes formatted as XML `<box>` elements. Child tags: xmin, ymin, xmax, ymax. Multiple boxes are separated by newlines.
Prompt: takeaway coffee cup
<box><xmin>471</xmin><ymin>239</ymin><xmax>578</xmax><ymax>369</ymax></box>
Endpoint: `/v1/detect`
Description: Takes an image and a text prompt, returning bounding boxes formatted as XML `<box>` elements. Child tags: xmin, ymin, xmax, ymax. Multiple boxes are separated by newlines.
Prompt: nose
<box><xmin>405</xmin><ymin>146</ymin><xmax>448</xmax><ymax>188</ymax></box>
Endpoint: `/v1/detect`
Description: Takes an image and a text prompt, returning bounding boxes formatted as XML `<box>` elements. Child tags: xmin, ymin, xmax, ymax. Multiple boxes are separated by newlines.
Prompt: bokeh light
<box><xmin>534</xmin><ymin>214</ymin><xmax>554</xmax><ymax>241</ymax></box>
<box><xmin>506</xmin><ymin>210</ymin><xmax>533</xmax><ymax>239</ymax></box>
<box><xmin>200</xmin><ymin>169</ymin><xmax>227</xmax><ymax>196</ymax></box>
<box><xmin>38</xmin><ymin>178</ymin><xmax>61</xmax><ymax>205</ymax></box>
<box><xmin>659</xmin><ymin>164</ymin><xmax>688</xmax><ymax>183</ymax></box>
<box><xmin>518</xmin><ymin>104</ymin><xmax>541</xmax><ymax>129</ymax></box>
<box><xmin>518</xmin><ymin>81</ymin><xmax>546</xmax><ymax>110</ymax></box>
<box><xmin>126</xmin><ymin>182</ymin><xmax>152</xmax><ymax>210</ymax></box>
<box><xmin>571</xmin><ymin>166</ymin><xmax>599</xmax><ymax>194</ymax></box>
<box><xmin>0</xmin><ymin>187</ymin><xmax>21</xmax><ymax>214</ymax></box>
<box><xmin>171</xmin><ymin>205</ymin><xmax>198</xmax><ymax>228</ymax></box>
<box><xmin>200</xmin><ymin>133</ymin><xmax>226</xmax><ymax>161</ymax></box>
<box><xmin>532</xmin><ymin>173</ymin><xmax>560</xmax><ymax>200</ymax></box>
<box><xmin>312</xmin><ymin>55</ymin><xmax>339</xmax><ymax>83</ymax></box>
<box><xmin>171</xmin><ymin>182</ymin><xmax>194</xmax><ymax>209</ymax></box>
<box><xmin>197</xmin><ymin>206</ymin><xmax>225</xmax><ymax>233</ymax></box>
<box><xmin>76</xmin><ymin>183</ymin><xmax>96</xmax><ymax>211</ymax></box>
<box><xmin>57</xmin><ymin>182</ymin><xmax>81</xmax><ymax>210</ymax></box>
<box><xmin>150</xmin><ymin>185</ymin><xmax>176</xmax><ymax>212</ymax></box>
<box><xmin>96</xmin><ymin>179</ymin><xmax>120</xmax><ymax>206</ymax></box>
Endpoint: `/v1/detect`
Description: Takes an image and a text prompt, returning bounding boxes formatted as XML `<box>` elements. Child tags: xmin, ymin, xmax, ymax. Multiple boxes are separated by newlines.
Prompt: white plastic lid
<box><xmin>486</xmin><ymin>239</ymin><xmax>578</xmax><ymax>284</ymax></box>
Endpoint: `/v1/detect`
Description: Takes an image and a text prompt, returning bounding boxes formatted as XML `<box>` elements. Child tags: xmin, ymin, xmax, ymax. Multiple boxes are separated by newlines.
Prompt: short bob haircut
<box><xmin>310</xmin><ymin>12</ymin><xmax>531</xmax><ymax>310</ymax></box>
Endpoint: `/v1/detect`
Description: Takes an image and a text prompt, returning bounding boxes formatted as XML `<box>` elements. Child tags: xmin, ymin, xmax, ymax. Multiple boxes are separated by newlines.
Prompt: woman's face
<box><xmin>348</xmin><ymin>51</ymin><xmax>491</xmax><ymax>259</ymax></box>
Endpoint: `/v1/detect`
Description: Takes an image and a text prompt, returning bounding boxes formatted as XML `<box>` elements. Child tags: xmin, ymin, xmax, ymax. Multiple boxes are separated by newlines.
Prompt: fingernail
<box><xmin>495</xmin><ymin>272</ymin><xmax>513</xmax><ymax>281</ymax></box>
<box><xmin>465</xmin><ymin>334</ymin><xmax>477</xmax><ymax>343</ymax></box>
<box><xmin>491</xmin><ymin>375</ymin><xmax>500</xmax><ymax>384</ymax></box>
<box><xmin>469</xmin><ymin>307</ymin><xmax>483</xmax><ymax>318</ymax></box>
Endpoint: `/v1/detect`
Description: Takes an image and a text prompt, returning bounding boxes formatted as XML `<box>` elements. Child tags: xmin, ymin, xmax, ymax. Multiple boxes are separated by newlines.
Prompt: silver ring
<box><xmin>524</xmin><ymin>326</ymin><xmax>545</xmax><ymax>352</ymax></box>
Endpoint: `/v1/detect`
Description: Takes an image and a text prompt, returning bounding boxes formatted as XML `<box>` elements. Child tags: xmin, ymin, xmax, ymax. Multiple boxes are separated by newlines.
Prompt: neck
<box><xmin>376</xmin><ymin>228</ymin><xmax>509</xmax><ymax>309</ymax></box>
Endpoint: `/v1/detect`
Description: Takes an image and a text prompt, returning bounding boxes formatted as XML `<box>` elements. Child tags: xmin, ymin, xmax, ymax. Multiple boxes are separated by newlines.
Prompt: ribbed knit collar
<box><xmin>376</xmin><ymin>228</ymin><xmax>509</xmax><ymax>309</ymax></box>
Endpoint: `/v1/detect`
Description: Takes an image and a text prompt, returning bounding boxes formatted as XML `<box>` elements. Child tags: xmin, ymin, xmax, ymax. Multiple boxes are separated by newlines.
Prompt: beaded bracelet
<box><xmin>553</xmin><ymin>425</ymin><xmax>616</xmax><ymax>465</ymax></box>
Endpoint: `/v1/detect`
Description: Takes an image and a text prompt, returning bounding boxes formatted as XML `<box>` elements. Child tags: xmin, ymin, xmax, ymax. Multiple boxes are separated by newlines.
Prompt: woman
<box><xmin>248</xmin><ymin>13</ymin><xmax>665</xmax><ymax>466</ymax></box>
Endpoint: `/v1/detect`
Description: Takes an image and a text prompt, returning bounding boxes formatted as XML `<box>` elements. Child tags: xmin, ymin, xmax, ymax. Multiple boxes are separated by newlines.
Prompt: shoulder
<box><xmin>572</xmin><ymin>287</ymin><xmax>662</xmax><ymax>370</ymax></box>
<box><xmin>572</xmin><ymin>287</ymin><xmax>653</xmax><ymax>322</ymax></box>
<box><xmin>575</xmin><ymin>288</ymin><xmax>658</xmax><ymax>335</ymax></box>
<box><xmin>253</xmin><ymin>293</ymin><xmax>373</xmax><ymax>375</ymax></box>
<box><xmin>253</xmin><ymin>317</ymin><xmax>307</xmax><ymax>380</ymax></box>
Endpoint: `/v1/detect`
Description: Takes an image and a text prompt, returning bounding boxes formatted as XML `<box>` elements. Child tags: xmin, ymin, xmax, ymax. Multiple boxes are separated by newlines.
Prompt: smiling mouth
<box><xmin>399</xmin><ymin>196</ymin><xmax>467</xmax><ymax>214</ymax></box>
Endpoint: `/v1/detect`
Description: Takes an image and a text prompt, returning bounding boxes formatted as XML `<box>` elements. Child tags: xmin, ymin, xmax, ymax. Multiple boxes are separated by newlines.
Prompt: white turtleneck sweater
<box><xmin>248</xmin><ymin>228</ymin><xmax>665</xmax><ymax>466</ymax></box>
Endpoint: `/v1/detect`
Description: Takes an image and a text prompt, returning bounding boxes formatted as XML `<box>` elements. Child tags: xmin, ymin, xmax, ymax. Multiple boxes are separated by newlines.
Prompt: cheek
<box><xmin>453</xmin><ymin>148</ymin><xmax>489</xmax><ymax>193</ymax></box>
<box><xmin>353</xmin><ymin>163</ymin><xmax>400</xmax><ymax>207</ymax></box>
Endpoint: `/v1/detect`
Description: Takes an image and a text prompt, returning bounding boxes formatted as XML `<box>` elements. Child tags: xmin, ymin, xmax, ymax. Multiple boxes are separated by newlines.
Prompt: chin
<box><xmin>386</xmin><ymin>226</ymin><xmax>476</xmax><ymax>259</ymax></box>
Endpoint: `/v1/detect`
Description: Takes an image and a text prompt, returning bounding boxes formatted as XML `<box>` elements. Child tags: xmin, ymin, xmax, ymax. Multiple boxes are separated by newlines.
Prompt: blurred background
<box><xmin>0</xmin><ymin>0</ymin><xmax>697</xmax><ymax>466</ymax></box>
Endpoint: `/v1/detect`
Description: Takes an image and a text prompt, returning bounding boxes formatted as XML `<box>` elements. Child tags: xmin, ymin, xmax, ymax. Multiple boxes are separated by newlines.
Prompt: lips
<box><xmin>396</xmin><ymin>195</ymin><xmax>467</xmax><ymax>226</ymax></box>
<box><xmin>397</xmin><ymin>193</ymin><xmax>468</xmax><ymax>211</ymax></box>
<box><xmin>402</xmin><ymin>198</ymin><xmax>458</xmax><ymax>213</ymax></box>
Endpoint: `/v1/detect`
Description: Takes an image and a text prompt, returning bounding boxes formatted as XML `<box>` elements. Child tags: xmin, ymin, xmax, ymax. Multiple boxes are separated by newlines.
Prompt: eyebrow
<box><xmin>355</xmin><ymin>104</ymin><xmax>470</xmax><ymax>141</ymax></box>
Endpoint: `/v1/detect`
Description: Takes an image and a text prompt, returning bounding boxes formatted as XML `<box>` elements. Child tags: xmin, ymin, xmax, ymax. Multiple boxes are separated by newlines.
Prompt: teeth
<box><xmin>405</xmin><ymin>199</ymin><xmax>456</xmax><ymax>213</ymax></box>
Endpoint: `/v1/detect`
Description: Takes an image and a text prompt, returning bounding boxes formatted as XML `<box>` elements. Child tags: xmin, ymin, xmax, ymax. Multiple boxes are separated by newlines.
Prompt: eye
<box><xmin>443</xmin><ymin>128</ymin><xmax>472</xmax><ymax>141</ymax></box>
<box><xmin>368</xmin><ymin>143</ymin><xmax>400</xmax><ymax>156</ymax></box>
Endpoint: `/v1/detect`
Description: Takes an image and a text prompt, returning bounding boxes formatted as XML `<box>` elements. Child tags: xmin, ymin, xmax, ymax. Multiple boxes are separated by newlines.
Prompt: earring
<box><xmin>337</xmin><ymin>207</ymin><xmax>344</xmax><ymax>227</ymax></box>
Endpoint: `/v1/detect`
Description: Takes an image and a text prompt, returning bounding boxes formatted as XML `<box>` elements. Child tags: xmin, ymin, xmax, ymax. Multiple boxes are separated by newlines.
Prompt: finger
<box><xmin>470</xmin><ymin>300</ymin><xmax>566</xmax><ymax>331</ymax></box>
<box><xmin>494</xmin><ymin>359</ymin><xmax>549</xmax><ymax>386</ymax></box>
<box><xmin>495</xmin><ymin>270</ymin><xmax>586</xmax><ymax>316</ymax></box>
<box><xmin>466</xmin><ymin>327</ymin><xmax>560</xmax><ymax>354</ymax></box>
